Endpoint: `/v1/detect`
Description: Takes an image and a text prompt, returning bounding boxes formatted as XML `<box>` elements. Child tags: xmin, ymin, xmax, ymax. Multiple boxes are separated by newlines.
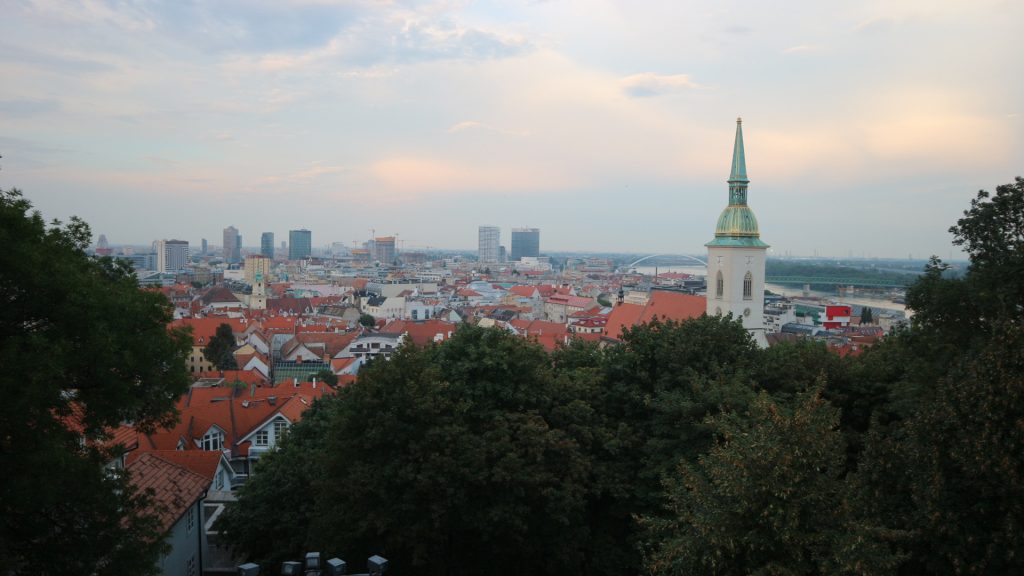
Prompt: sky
<box><xmin>1</xmin><ymin>0</ymin><xmax>1021</xmax><ymax>258</ymax></box>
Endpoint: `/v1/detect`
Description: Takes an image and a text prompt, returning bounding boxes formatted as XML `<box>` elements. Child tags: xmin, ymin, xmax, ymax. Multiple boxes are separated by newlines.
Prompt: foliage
<box><xmin>0</xmin><ymin>188</ymin><xmax>191</xmax><ymax>574</ymax></box>
<box><xmin>861</xmin><ymin>306</ymin><xmax>873</xmax><ymax>324</ymax></box>
<box><xmin>856</xmin><ymin>324</ymin><xmax>1024</xmax><ymax>574</ymax></box>
<box><xmin>202</xmin><ymin>322</ymin><xmax>239</xmax><ymax>370</ymax></box>
<box><xmin>313</xmin><ymin>326</ymin><xmax>593</xmax><ymax>576</ymax></box>
<box><xmin>309</xmin><ymin>369</ymin><xmax>337</xmax><ymax>386</ymax></box>
<box><xmin>358</xmin><ymin>313</ymin><xmax>376</xmax><ymax>328</ymax></box>
<box><xmin>643</xmin><ymin>387</ymin><xmax>900</xmax><ymax>576</ymax></box>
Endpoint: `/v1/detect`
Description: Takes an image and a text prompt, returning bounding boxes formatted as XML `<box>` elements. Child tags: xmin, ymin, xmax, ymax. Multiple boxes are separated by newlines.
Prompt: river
<box><xmin>633</xmin><ymin>265</ymin><xmax>908</xmax><ymax>316</ymax></box>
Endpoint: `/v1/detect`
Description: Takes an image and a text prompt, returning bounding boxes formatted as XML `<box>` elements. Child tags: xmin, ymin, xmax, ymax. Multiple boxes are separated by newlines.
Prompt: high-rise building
<box><xmin>705</xmin><ymin>118</ymin><xmax>768</xmax><ymax>348</ymax></box>
<box><xmin>373</xmin><ymin>236</ymin><xmax>396</xmax><ymax>265</ymax></box>
<box><xmin>478</xmin><ymin>226</ymin><xmax>500</xmax><ymax>263</ymax></box>
<box><xmin>510</xmin><ymin>228</ymin><xmax>540</xmax><ymax>261</ymax></box>
<box><xmin>223</xmin><ymin>226</ymin><xmax>241</xmax><ymax>263</ymax></box>
<box><xmin>154</xmin><ymin>239</ymin><xmax>189</xmax><ymax>273</ymax></box>
<box><xmin>261</xmin><ymin>232</ymin><xmax>275</xmax><ymax>260</ymax></box>
<box><xmin>201</xmin><ymin>238</ymin><xmax>208</xmax><ymax>256</ymax></box>
<box><xmin>244</xmin><ymin>254</ymin><xmax>272</xmax><ymax>285</ymax></box>
<box><xmin>288</xmin><ymin>229</ymin><xmax>312</xmax><ymax>260</ymax></box>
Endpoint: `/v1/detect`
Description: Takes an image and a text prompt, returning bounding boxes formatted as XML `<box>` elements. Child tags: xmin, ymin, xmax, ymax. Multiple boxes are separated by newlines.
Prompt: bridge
<box><xmin>765</xmin><ymin>276</ymin><xmax>912</xmax><ymax>288</ymax></box>
<box><xmin>624</xmin><ymin>254</ymin><xmax>708</xmax><ymax>268</ymax></box>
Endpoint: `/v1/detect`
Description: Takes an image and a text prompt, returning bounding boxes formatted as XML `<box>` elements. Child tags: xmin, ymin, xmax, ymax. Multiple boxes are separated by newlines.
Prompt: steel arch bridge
<box><xmin>625</xmin><ymin>254</ymin><xmax>708</xmax><ymax>268</ymax></box>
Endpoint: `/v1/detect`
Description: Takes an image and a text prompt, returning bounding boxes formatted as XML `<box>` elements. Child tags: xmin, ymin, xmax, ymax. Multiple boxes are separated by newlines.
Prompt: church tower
<box><xmin>706</xmin><ymin>118</ymin><xmax>769</xmax><ymax>347</ymax></box>
<box><xmin>250</xmin><ymin>271</ymin><xmax>267</xmax><ymax>311</ymax></box>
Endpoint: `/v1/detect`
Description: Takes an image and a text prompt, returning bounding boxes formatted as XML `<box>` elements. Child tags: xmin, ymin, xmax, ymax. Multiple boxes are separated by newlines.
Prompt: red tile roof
<box><xmin>604</xmin><ymin>290</ymin><xmax>705</xmax><ymax>340</ymax></box>
<box><xmin>127</xmin><ymin>449</ymin><xmax>223</xmax><ymax>483</ymax></box>
<box><xmin>128</xmin><ymin>452</ymin><xmax>210</xmax><ymax>534</ymax></box>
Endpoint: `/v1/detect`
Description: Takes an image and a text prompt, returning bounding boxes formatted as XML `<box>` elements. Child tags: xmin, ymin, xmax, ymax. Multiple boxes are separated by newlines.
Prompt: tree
<box><xmin>856</xmin><ymin>324</ymin><xmax>1024</xmax><ymax>574</ymax></box>
<box><xmin>358</xmin><ymin>313</ymin><xmax>376</xmax><ymax>328</ymax></box>
<box><xmin>314</xmin><ymin>326</ymin><xmax>593</xmax><ymax>576</ymax></box>
<box><xmin>0</xmin><ymin>189</ymin><xmax>191</xmax><ymax>574</ymax></box>
<box><xmin>861</xmin><ymin>306</ymin><xmax>873</xmax><ymax>324</ymax></box>
<box><xmin>202</xmin><ymin>322</ymin><xmax>238</xmax><ymax>370</ymax></box>
<box><xmin>643</xmin><ymin>387</ymin><xmax>900</xmax><ymax>576</ymax></box>
<box><xmin>308</xmin><ymin>369</ymin><xmax>337</xmax><ymax>386</ymax></box>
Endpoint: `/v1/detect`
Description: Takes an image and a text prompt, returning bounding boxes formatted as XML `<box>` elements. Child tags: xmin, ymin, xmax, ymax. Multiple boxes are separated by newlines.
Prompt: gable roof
<box><xmin>603</xmin><ymin>290</ymin><xmax>705</xmax><ymax>341</ymax></box>
<box><xmin>128</xmin><ymin>453</ymin><xmax>210</xmax><ymax>534</ymax></box>
<box><xmin>172</xmin><ymin>317</ymin><xmax>247</xmax><ymax>346</ymax></box>
<box><xmin>201</xmin><ymin>285</ymin><xmax>240</xmax><ymax>305</ymax></box>
<box><xmin>127</xmin><ymin>449</ymin><xmax>224</xmax><ymax>483</ymax></box>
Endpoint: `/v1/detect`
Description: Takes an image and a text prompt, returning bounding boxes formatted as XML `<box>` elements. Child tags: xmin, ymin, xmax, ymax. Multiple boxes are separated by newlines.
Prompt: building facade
<box><xmin>478</xmin><ymin>225</ymin><xmax>500</xmax><ymax>263</ymax></box>
<box><xmin>705</xmin><ymin>119</ymin><xmax>769</xmax><ymax>347</ymax></box>
<box><xmin>288</xmin><ymin>229</ymin><xmax>312</xmax><ymax>260</ymax></box>
<box><xmin>373</xmin><ymin>236</ymin><xmax>396</xmax><ymax>264</ymax></box>
<box><xmin>223</xmin><ymin>226</ymin><xmax>241</xmax><ymax>263</ymax></box>
<box><xmin>260</xmin><ymin>232</ymin><xmax>274</xmax><ymax>260</ymax></box>
<box><xmin>510</xmin><ymin>227</ymin><xmax>540</xmax><ymax>261</ymax></box>
<box><xmin>154</xmin><ymin>239</ymin><xmax>189</xmax><ymax>273</ymax></box>
<box><xmin>244</xmin><ymin>255</ymin><xmax>272</xmax><ymax>285</ymax></box>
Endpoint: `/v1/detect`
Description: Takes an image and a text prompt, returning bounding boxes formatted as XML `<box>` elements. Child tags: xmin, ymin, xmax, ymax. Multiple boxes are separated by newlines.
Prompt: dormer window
<box><xmin>201</xmin><ymin>429</ymin><xmax>223</xmax><ymax>451</ymax></box>
<box><xmin>255</xmin><ymin>430</ymin><xmax>269</xmax><ymax>446</ymax></box>
<box><xmin>273</xmin><ymin>419</ymin><xmax>288</xmax><ymax>441</ymax></box>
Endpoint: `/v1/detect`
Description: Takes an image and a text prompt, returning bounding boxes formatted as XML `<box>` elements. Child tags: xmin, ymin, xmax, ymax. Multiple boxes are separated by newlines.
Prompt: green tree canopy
<box><xmin>202</xmin><ymin>322</ymin><xmax>238</xmax><ymax>370</ymax></box>
<box><xmin>0</xmin><ymin>188</ymin><xmax>191</xmax><ymax>574</ymax></box>
<box><xmin>643</xmin><ymin>387</ymin><xmax>900</xmax><ymax>576</ymax></box>
<box><xmin>358</xmin><ymin>313</ymin><xmax>376</xmax><ymax>328</ymax></box>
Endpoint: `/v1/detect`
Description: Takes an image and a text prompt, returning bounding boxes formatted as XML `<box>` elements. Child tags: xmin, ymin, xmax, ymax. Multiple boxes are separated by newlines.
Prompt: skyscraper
<box><xmin>223</xmin><ymin>226</ymin><xmax>240</xmax><ymax>263</ymax></box>
<box><xmin>478</xmin><ymin>226</ymin><xmax>500</xmax><ymax>263</ymax></box>
<box><xmin>510</xmin><ymin>228</ymin><xmax>540</xmax><ymax>261</ymax></box>
<box><xmin>261</xmin><ymin>232</ymin><xmax>275</xmax><ymax>259</ymax></box>
<box><xmin>289</xmin><ymin>229</ymin><xmax>312</xmax><ymax>260</ymax></box>
<box><xmin>201</xmin><ymin>238</ymin><xmax>208</xmax><ymax>255</ymax></box>
<box><xmin>705</xmin><ymin>118</ymin><xmax>768</xmax><ymax>348</ymax></box>
<box><xmin>155</xmin><ymin>239</ymin><xmax>189</xmax><ymax>273</ymax></box>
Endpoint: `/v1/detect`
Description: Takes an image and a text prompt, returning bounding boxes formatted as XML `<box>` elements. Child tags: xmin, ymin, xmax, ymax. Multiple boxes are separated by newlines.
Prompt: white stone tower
<box><xmin>706</xmin><ymin>118</ymin><xmax>769</xmax><ymax>347</ymax></box>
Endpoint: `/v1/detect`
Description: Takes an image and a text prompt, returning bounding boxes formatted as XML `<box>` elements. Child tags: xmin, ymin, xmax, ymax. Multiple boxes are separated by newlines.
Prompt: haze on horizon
<box><xmin>1</xmin><ymin>0</ymin><xmax>1020</xmax><ymax>259</ymax></box>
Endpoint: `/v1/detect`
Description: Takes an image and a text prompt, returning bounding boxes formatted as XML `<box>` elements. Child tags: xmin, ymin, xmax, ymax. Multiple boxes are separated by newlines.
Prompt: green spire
<box><xmin>729</xmin><ymin>117</ymin><xmax>748</xmax><ymax>185</ymax></box>
<box><xmin>707</xmin><ymin>117</ymin><xmax>768</xmax><ymax>248</ymax></box>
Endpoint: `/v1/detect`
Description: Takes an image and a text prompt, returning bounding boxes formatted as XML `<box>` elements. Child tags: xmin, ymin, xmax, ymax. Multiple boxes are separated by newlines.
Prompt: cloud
<box><xmin>619</xmin><ymin>73</ymin><xmax>702</xmax><ymax>98</ymax></box>
<box><xmin>0</xmin><ymin>98</ymin><xmax>60</xmax><ymax>118</ymax></box>
<box><xmin>0</xmin><ymin>42</ymin><xmax>115</xmax><ymax>74</ymax></box>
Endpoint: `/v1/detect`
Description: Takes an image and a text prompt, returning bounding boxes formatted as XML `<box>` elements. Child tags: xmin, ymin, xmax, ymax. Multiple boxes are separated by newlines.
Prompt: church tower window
<box><xmin>716</xmin><ymin>271</ymin><xmax>724</xmax><ymax>299</ymax></box>
<box><xmin>743</xmin><ymin>271</ymin><xmax>753</xmax><ymax>300</ymax></box>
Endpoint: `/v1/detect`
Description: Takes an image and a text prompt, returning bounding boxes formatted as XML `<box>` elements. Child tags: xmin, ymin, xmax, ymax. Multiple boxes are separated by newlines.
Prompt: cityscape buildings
<box><xmin>510</xmin><ymin>228</ymin><xmax>540</xmax><ymax>261</ymax></box>
<box><xmin>478</xmin><ymin>226</ymin><xmax>500</xmax><ymax>263</ymax></box>
<box><xmin>261</xmin><ymin>232</ymin><xmax>275</xmax><ymax>260</ymax></box>
<box><xmin>289</xmin><ymin>229</ymin><xmax>312</xmax><ymax>260</ymax></box>
<box><xmin>244</xmin><ymin>254</ymin><xmax>272</xmax><ymax>285</ymax></box>
<box><xmin>223</xmin><ymin>226</ymin><xmax>241</xmax><ymax>264</ymax></box>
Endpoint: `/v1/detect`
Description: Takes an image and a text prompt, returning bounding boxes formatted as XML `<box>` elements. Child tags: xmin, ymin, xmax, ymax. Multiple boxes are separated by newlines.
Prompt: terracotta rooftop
<box><xmin>128</xmin><ymin>452</ymin><xmax>210</xmax><ymax>534</ymax></box>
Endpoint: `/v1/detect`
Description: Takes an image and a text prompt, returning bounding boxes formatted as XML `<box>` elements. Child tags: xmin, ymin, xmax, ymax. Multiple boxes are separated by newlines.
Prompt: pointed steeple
<box><xmin>708</xmin><ymin>117</ymin><xmax>767</xmax><ymax>246</ymax></box>
<box><xmin>729</xmin><ymin>117</ymin><xmax>749</xmax><ymax>185</ymax></box>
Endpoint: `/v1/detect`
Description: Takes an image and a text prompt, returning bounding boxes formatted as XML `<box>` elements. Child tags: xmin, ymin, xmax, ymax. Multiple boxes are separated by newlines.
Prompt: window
<box><xmin>201</xmin><ymin>429</ymin><xmax>222</xmax><ymax>451</ymax></box>
<box><xmin>186</xmin><ymin>506</ymin><xmax>195</xmax><ymax>534</ymax></box>
<box><xmin>743</xmin><ymin>271</ymin><xmax>753</xmax><ymax>300</ymax></box>
<box><xmin>255</xmin><ymin>430</ymin><xmax>269</xmax><ymax>446</ymax></box>
<box><xmin>411</xmin><ymin>309</ymin><xmax>418</xmax><ymax>320</ymax></box>
<box><xmin>214</xmin><ymin>471</ymin><xmax>225</xmax><ymax>491</ymax></box>
<box><xmin>187</xmin><ymin>556</ymin><xmax>196</xmax><ymax>576</ymax></box>
<box><xmin>715</xmin><ymin>271</ymin><xmax>724</xmax><ymax>299</ymax></box>
<box><xmin>273</xmin><ymin>419</ymin><xmax>288</xmax><ymax>441</ymax></box>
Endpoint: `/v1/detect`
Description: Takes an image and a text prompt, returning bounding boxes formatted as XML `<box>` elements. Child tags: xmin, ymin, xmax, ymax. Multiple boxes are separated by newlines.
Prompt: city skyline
<box><xmin>1</xmin><ymin>1</ymin><xmax>1021</xmax><ymax>258</ymax></box>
